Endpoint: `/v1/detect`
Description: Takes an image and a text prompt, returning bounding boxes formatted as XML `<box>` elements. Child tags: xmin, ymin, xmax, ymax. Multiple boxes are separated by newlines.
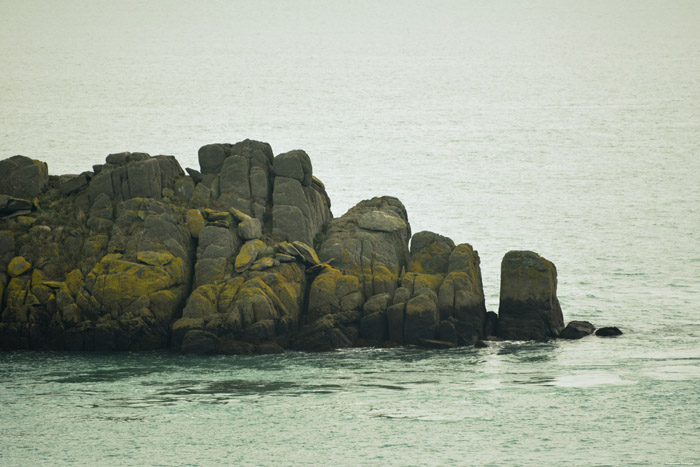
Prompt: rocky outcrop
<box><xmin>0</xmin><ymin>155</ymin><xmax>48</xmax><ymax>200</ymax></box>
<box><xmin>197</xmin><ymin>140</ymin><xmax>274</xmax><ymax>220</ymax></box>
<box><xmin>496</xmin><ymin>250</ymin><xmax>564</xmax><ymax>340</ymax></box>
<box><xmin>272</xmin><ymin>150</ymin><xmax>332</xmax><ymax>245</ymax></box>
<box><xmin>0</xmin><ymin>139</ymin><xmax>611</xmax><ymax>354</ymax></box>
<box><xmin>294</xmin><ymin>196</ymin><xmax>410</xmax><ymax>349</ymax></box>
<box><xmin>388</xmin><ymin>231</ymin><xmax>487</xmax><ymax>346</ymax></box>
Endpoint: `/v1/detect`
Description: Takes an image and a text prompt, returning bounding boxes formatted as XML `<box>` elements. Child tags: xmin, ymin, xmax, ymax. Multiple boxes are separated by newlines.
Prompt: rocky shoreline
<box><xmin>0</xmin><ymin>140</ymin><xmax>618</xmax><ymax>353</ymax></box>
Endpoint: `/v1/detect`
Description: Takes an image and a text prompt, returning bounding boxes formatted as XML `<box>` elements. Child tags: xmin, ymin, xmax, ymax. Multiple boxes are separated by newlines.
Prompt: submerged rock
<box><xmin>595</xmin><ymin>326</ymin><xmax>623</xmax><ymax>337</ymax></box>
<box><xmin>561</xmin><ymin>320</ymin><xmax>596</xmax><ymax>339</ymax></box>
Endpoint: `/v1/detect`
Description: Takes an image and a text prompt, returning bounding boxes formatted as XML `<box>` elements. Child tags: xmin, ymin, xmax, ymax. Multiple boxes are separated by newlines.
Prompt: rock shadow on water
<box><xmin>49</xmin><ymin>367</ymin><xmax>156</xmax><ymax>384</ymax></box>
<box><xmin>496</xmin><ymin>341</ymin><xmax>558</xmax><ymax>364</ymax></box>
<box><xmin>155</xmin><ymin>378</ymin><xmax>346</xmax><ymax>400</ymax></box>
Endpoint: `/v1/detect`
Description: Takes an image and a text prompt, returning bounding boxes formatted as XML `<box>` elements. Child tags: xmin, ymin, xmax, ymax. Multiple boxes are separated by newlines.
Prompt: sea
<box><xmin>1</xmin><ymin>0</ymin><xmax>699</xmax><ymax>465</ymax></box>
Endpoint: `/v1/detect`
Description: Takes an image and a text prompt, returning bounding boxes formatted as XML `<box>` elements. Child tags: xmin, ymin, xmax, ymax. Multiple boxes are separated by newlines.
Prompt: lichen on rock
<box><xmin>0</xmin><ymin>139</ymin><xmax>600</xmax><ymax>353</ymax></box>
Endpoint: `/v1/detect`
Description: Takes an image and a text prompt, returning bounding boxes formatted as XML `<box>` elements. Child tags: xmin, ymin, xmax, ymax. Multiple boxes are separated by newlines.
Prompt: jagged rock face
<box><xmin>496</xmin><ymin>250</ymin><xmax>564</xmax><ymax>340</ymax></box>
<box><xmin>272</xmin><ymin>150</ymin><xmax>332</xmax><ymax>245</ymax></box>
<box><xmin>0</xmin><ymin>155</ymin><xmax>48</xmax><ymax>200</ymax></box>
<box><xmin>0</xmin><ymin>141</ymin><xmax>578</xmax><ymax>353</ymax></box>
<box><xmin>294</xmin><ymin>196</ymin><xmax>410</xmax><ymax>348</ymax></box>
<box><xmin>0</xmin><ymin>151</ymin><xmax>195</xmax><ymax>350</ymax></box>
<box><xmin>172</xmin><ymin>261</ymin><xmax>306</xmax><ymax>354</ymax></box>
<box><xmin>387</xmin><ymin>231</ymin><xmax>487</xmax><ymax>346</ymax></box>
<box><xmin>88</xmin><ymin>154</ymin><xmax>184</xmax><ymax>206</ymax></box>
<box><xmin>318</xmin><ymin>196</ymin><xmax>410</xmax><ymax>300</ymax></box>
<box><xmin>197</xmin><ymin>140</ymin><xmax>274</xmax><ymax>220</ymax></box>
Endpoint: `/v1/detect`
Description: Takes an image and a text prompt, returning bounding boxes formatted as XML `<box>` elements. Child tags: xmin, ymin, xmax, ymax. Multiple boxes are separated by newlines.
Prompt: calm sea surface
<box><xmin>1</xmin><ymin>0</ymin><xmax>699</xmax><ymax>465</ymax></box>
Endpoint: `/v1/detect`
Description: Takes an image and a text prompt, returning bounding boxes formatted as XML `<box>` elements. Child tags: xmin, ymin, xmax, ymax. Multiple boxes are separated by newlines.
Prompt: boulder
<box><xmin>87</xmin><ymin>153</ymin><xmax>185</xmax><ymax>205</ymax></box>
<box><xmin>58</xmin><ymin>173</ymin><xmax>90</xmax><ymax>196</ymax></box>
<box><xmin>560</xmin><ymin>320</ymin><xmax>596</xmax><ymax>339</ymax></box>
<box><xmin>318</xmin><ymin>196</ymin><xmax>410</xmax><ymax>300</ymax></box>
<box><xmin>403</xmin><ymin>291</ymin><xmax>439</xmax><ymax>344</ymax></box>
<box><xmin>200</xmin><ymin>140</ymin><xmax>275</xmax><ymax>220</ymax></box>
<box><xmin>408</xmin><ymin>231</ymin><xmax>454</xmax><ymax>274</ymax></box>
<box><xmin>271</xmin><ymin>165</ymin><xmax>332</xmax><ymax>245</ymax></box>
<box><xmin>595</xmin><ymin>326</ymin><xmax>623</xmax><ymax>337</ymax></box>
<box><xmin>7</xmin><ymin>256</ymin><xmax>31</xmax><ymax>277</ymax></box>
<box><xmin>497</xmin><ymin>250</ymin><xmax>564</xmax><ymax>341</ymax></box>
<box><xmin>0</xmin><ymin>155</ymin><xmax>49</xmax><ymax>199</ymax></box>
<box><xmin>174</xmin><ymin>262</ymin><xmax>306</xmax><ymax>354</ymax></box>
<box><xmin>273</xmin><ymin>149</ymin><xmax>312</xmax><ymax>186</ymax></box>
<box><xmin>0</xmin><ymin>195</ymin><xmax>33</xmax><ymax>217</ymax></box>
<box><xmin>235</xmin><ymin>239</ymin><xmax>265</xmax><ymax>273</ymax></box>
<box><xmin>230</xmin><ymin>209</ymin><xmax>262</xmax><ymax>240</ymax></box>
<box><xmin>295</xmin><ymin>266</ymin><xmax>363</xmax><ymax>350</ymax></box>
<box><xmin>186</xmin><ymin>209</ymin><xmax>206</xmax><ymax>237</ymax></box>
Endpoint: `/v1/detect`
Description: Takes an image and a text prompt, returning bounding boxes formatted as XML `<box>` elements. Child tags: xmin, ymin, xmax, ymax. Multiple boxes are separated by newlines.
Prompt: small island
<box><xmin>0</xmin><ymin>140</ymin><xmax>616</xmax><ymax>353</ymax></box>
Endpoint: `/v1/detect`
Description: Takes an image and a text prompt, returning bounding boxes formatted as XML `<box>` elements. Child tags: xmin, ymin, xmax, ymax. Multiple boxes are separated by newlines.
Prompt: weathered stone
<box><xmin>250</xmin><ymin>257</ymin><xmax>276</xmax><ymax>271</ymax></box>
<box><xmin>359</xmin><ymin>311</ymin><xmax>386</xmax><ymax>343</ymax></box>
<box><xmin>408</xmin><ymin>231</ymin><xmax>455</xmax><ymax>274</ymax></box>
<box><xmin>271</xmin><ymin>153</ymin><xmax>331</xmax><ymax>244</ymax></box>
<box><xmin>358</xmin><ymin>210</ymin><xmax>407</xmax><ymax>233</ymax></box>
<box><xmin>237</xmin><ymin>216</ymin><xmax>262</xmax><ymax>240</ymax></box>
<box><xmin>437</xmin><ymin>244</ymin><xmax>486</xmax><ymax>336</ymax></box>
<box><xmin>194</xmin><ymin>258</ymin><xmax>228</xmax><ymax>287</ymax></box>
<box><xmin>560</xmin><ymin>320</ymin><xmax>596</xmax><ymax>339</ymax></box>
<box><xmin>278</xmin><ymin>241</ymin><xmax>301</xmax><ymax>258</ymax></box>
<box><xmin>173</xmin><ymin>177</ymin><xmax>195</xmax><ymax>201</ymax></box>
<box><xmin>17</xmin><ymin>216</ymin><xmax>36</xmax><ymax>228</ymax></box>
<box><xmin>8</xmin><ymin>256</ymin><xmax>31</xmax><ymax>277</ymax></box>
<box><xmin>0</xmin><ymin>195</ymin><xmax>33</xmax><ymax>217</ymax></box>
<box><xmin>137</xmin><ymin>250</ymin><xmax>175</xmax><ymax>267</ymax></box>
<box><xmin>595</xmin><ymin>326</ymin><xmax>622</xmax><ymax>337</ymax></box>
<box><xmin>386</xmin><ymin>304</ymin><xmax>407</xmax><ymax>342</ymax></box>
<box><xmin>87</xmin><ymin>153</ymin><xmax>184</xmax><ymax>205</ymax></box>
<box><xmin>403</xmin><ymin>292</ymin><xmax>439</xmax><ymax>345</ymax></box>
<box><xmin>181</xmin><ymin>330</ymin><xmax>220</xmax><ymax>354</ymax></box>
<box><xmin>363</xmin><ymin>293</ymin><xmax>392</xmax><ymax>316</ymax></box>
<box><xmin>186</xmin><ymin>209</ymin><xmax>206</xmax><ymax>237</ymax></box>
<box><xmin>198</xmin><ymin>144</ymin><xmax>227</xmax><ymax>175</ymax></box>
<box><xmin>497</xmin><ymin>250</ymin><xmax>564</xmax><ymax>341</ymax></box>
<box><xmin>0</xmin><ymin>156</ymin><xmax>49</xmax><ymax>199</ymax></box>
<box><xmin>291</xmin><ymin>241</ymin><xmax>320</xmax><ymax>265</ymax></box>
<box><xmin>235</xmin><ymin>240</ymin><xmax>265</xmax><ymax>273</ymax></box>
<box><xmin>198</xmin><ymin>226</ymin><xmax>237</xmax><ymax>260</ymax></box>
<box><xmin>58</xmin><ymin>173</ymin><xmax>90</xmax><ymax>196</ymax></box>
<box><xmin>273</xmin><ymin>149</ymin><xmax>312</xmax><ymax>186</ymax></box>
<box><xmin>318</xmin><ymin>196</ymin><xmax>410</xmax><ymax>300</ymax></box>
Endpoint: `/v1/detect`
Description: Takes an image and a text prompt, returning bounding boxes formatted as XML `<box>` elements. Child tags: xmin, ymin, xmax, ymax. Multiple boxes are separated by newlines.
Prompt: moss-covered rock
<box><xmin>7</xmin><ymin>256</ymin><xmax>31</xmax><ymax>277</ymax></box>
<box><xmin>186</xmin><ymin>209</ymin><xmax>205</xmax><ymax>237</ymax></box>
<box><xmin>497</xmin><ymin>250</ymin><xmax>564</xmax><ymax>340</ymax></box>
<box><xmin>318</xmin><ymin>196</ymin><xmax>410</xmax><ymax>300</ymax></box>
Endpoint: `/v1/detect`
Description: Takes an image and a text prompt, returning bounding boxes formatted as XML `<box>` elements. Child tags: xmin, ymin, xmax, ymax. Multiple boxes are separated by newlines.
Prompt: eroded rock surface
<box><xmin>496</xmin><ymin>250</ymin><xmax>564</xmax><ymax>340</ymax></box>
<box><xmin>0</xmin><ymin>139</ymin><xmax>604</xmax><ymax>353</ymax></box>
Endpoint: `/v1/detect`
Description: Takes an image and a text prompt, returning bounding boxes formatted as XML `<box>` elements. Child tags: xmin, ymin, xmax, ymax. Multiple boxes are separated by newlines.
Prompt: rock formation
<box><xmin>0</xmin><ymin>140</ymin><xmax>611</xmax><ymax>353</ymax></box>
<box><xmin>496</xmin><ymin>250</ymin><xmax>564</xmax><ymax>340</ymax></box>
